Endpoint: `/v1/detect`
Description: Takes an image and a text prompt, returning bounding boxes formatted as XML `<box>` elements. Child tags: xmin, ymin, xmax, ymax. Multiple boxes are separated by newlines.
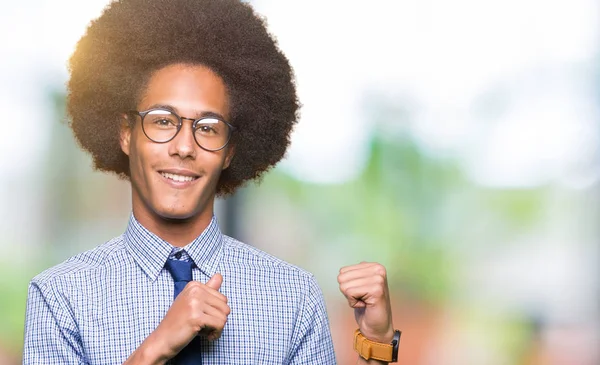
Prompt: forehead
<box><xmin>138</xmin><ymin>63</ymin><xmax>230</xmax><ymax>119</ymax></box>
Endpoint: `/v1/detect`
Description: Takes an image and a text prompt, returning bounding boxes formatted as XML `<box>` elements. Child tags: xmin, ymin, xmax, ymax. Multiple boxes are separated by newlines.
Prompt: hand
<box><xmin>151</xmin><ymin>273</ymin><xmax>230</xmax><ymax>360</ymax></box>
<box><xmin>338</xmin><ymin>262</ymin><xmax>394</xmax><ymax>343</ymax></box>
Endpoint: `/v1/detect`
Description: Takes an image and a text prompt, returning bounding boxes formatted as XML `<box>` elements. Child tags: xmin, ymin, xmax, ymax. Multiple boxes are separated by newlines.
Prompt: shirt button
<box><xmin>174</xmin><ymin>251</ymin><xmax>182</xmax><ymax>259</ymax></box>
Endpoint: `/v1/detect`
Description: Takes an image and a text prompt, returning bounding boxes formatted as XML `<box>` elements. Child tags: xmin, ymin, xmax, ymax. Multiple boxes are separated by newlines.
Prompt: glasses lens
<box><xmin>194</xmin><ymin>118</ymin><xmax>231</xmax><ymax>150</ymax></box>
<box><xmin>142</xmin><ymin>110</ymin><xmax>179</xmax><ymax>142</ymax></box>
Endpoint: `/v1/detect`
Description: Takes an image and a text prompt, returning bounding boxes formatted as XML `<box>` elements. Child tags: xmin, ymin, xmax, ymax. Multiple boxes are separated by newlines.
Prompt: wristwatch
<box><xmin>353</xmin><ymin>329</ymin><xmax>401</xmax><ymax>363</ymax></box>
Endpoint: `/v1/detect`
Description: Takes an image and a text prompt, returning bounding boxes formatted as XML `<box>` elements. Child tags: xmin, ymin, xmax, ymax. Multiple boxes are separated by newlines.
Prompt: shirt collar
<box><xmin>124</xmin><ymin>213</ymin><xmax>224</xmax><ymax>281</ymax></box>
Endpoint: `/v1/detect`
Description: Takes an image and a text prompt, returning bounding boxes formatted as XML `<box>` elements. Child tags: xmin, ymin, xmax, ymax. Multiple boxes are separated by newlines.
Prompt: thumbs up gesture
<box><xmin>154</xmin><ymin>273</ymin><xmax>231</xmax><ymax>359</ymax></box>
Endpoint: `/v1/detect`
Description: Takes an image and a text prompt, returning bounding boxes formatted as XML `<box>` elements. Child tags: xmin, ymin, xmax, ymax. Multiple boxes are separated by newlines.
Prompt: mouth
<box><xmin>160</xmin><ymin>172</ymin><xmax>197</xmax><ymax>182</ymax></box>
<box><xmin>158</xmin><ymin>170</ymin><xmax>200</xmax><ymax>184</ymax></box>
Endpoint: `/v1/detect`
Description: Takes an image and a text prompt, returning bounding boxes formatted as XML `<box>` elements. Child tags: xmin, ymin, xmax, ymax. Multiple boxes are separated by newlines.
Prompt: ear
<box><xmin>223</xmin><ymin>145</ymin><xmax>235</xmax><ymax>170</ymax></box>
<box><xmin>119</xmin><ymin>113</ymin><xmax>132</xmax><ymax>156</ymax></box>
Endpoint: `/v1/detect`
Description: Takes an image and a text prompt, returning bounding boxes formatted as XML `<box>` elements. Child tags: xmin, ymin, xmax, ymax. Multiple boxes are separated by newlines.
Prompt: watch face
<box><xmin>391</xmin><ymin>330</ymin><xmax>401</xmax><ymax>362</ymax></box>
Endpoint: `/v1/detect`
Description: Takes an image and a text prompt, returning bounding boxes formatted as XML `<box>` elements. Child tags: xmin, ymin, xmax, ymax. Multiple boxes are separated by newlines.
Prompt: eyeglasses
<box><xmin>128</xmin><ymin>108</ymin><xmax>236</xmax><ymax>151</ymax></box>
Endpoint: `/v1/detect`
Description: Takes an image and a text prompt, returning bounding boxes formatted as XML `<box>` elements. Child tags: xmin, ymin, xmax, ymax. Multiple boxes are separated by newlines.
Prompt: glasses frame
<box><xmin>128</xmin><ymin>108</ymin><xmax>236</xmax><ymax>152</ymax></box>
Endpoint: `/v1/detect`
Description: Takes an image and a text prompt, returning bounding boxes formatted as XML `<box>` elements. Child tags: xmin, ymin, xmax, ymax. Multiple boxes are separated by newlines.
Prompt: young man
<box><xmin>23</xmin><ymin>0</ymin><xmax>398</xmax><ymax>364</ymax></box>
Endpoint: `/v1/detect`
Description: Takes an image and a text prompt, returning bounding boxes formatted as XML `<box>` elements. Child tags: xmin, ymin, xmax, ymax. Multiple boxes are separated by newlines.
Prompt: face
<box><xmin>120</xmin><ymin>63</ymin><xmax>234</xmax><ymax>226</ymax></box>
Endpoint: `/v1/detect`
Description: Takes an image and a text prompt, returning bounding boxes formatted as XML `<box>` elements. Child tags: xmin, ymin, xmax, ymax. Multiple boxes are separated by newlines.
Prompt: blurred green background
<box><xmin>1</xmin><ymin>0</ymin><xmax>599</xmax><ymax>364</ymax></box>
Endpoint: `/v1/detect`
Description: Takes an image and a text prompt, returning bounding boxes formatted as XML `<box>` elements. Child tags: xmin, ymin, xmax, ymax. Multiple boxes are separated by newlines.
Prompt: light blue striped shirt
<box><xmin>23</xmin><ymin>214</ymin><xmax>336</xmax><ymax>364</ymax></box>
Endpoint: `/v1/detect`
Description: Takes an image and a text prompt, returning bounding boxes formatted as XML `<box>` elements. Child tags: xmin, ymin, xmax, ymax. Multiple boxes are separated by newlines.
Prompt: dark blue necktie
<box><xmin>164</xmin><ymin>258</ymin><xmax>203</xmax><ymax>365</ymax></box>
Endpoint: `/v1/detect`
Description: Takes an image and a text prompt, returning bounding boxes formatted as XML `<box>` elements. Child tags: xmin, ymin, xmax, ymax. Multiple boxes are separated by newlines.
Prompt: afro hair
<box><xmin>67</xmin><ymin>0</ymin><xmax>299</xmax><ymax>195</ymax></box>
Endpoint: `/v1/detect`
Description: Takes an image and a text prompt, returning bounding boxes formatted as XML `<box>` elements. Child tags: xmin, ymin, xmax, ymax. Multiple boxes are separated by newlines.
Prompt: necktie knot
<box><xmin>165</xmin><ymin>258</ymin><xmax>194</xmax><ymax>283</ymax></box>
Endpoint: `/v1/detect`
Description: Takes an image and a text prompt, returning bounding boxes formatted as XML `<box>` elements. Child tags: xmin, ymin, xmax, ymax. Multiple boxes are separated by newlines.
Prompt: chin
<box><xmin>152</xmin><ymin>204</ymin><xmax>200</xmax><ymax>222</ymax></box>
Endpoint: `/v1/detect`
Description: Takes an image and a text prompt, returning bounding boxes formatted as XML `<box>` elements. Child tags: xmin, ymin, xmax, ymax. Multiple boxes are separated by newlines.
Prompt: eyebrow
<box><xmin>145</xmin><ymin>103</ymin><xmax>228</xmax><ymax>121</ymax></box>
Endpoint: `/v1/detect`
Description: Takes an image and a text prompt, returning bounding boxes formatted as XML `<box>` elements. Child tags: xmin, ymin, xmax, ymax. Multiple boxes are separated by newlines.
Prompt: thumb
<box><xmin>346</xmin><ymin>294</ymin><xmax>367</xmax><ymax>308</ymax></box>
<box><xmin>206</xmin><ymin>273</ymin><xmax>223</xmax><ymax>290</ymax></box>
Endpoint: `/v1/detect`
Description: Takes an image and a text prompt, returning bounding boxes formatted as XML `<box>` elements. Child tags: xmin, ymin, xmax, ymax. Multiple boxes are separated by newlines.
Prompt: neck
<box><xmin>132</xmin><ymin>201</ymin><xmax>215</xmax><ymax>248</ymax></box>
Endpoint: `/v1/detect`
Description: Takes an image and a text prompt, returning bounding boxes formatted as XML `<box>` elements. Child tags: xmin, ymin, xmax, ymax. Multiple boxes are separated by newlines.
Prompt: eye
<box><xmin>145</xmin><ymin>110</ymin><xmax>178</xmax><ymax>128</ymax></box>
<box><xmin>195</xmin><ymin>118</ymin><xmax>223</xmax><ymax>136</ymax></box>
<box><xmin>153</xmin><ymin>118</ymin><xmax>175</xmax><ymax>127</ymax></box>
<box><xmin>197</xmin><ymin>125</ymin><xmax>217</xmax><ymax>134</ymax></box>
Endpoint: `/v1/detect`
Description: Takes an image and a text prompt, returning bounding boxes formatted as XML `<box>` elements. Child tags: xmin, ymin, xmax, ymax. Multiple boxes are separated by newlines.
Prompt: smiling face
<box><xmin>120</xmin><ymin>63</ymin><xmax>234</xmax><ymax>240</ymax></box>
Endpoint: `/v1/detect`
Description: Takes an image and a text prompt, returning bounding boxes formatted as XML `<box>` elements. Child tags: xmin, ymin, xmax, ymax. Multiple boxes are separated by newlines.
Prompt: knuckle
<box><xmin>187</xmin><ymin>282</ymin><xmax>203</xmax><ymax>294</ymax></box>
<box><xmin>188</xmin><ymin>296</ymin><xmax>200</xmax><ymax>308</ymax></box>
<box><xmin>220</xmin><ymin>314</ymin><xmax>229</xmax><ymax>325</ymax></box>
<box><xmin>374</xmin><ymin>264</ymin><xmax>387</xmax><ymax>277</ymax></box>
<box><xmin>190</xmin><ymin>312</ymin><xmax>204</xmax><ymax>327</ymax></box>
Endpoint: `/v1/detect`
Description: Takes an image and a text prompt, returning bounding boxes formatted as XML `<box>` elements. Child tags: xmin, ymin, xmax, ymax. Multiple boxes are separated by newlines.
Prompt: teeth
<box><xmin>161</xmin><ymin>172</ymin><xmax>195</xmax><ymax>182</ymax></box>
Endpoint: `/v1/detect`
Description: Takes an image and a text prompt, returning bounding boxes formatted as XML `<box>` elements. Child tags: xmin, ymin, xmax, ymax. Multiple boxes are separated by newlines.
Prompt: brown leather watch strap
<box><xmin>353</xmin><ymin>329</ymin><xmax>394</xmax><ymax>362</ymax></box>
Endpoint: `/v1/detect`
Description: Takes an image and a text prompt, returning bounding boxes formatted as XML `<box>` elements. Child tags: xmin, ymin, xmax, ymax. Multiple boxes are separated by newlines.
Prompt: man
<box><xmin>23</xmin><ymin>0</ymin><xmax>398</xmax><ymax>364</ymax></box>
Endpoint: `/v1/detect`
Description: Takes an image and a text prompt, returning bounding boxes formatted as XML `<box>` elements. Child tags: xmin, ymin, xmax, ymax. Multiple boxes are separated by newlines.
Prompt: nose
<box><xmin>168</xmin><ymin>119</ymin><xmax>197</xmax><ymax>159</ymax></box>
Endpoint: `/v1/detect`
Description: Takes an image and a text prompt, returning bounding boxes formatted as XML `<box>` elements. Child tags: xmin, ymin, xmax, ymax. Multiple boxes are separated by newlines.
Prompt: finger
<box><xmin>343</xmin><ymin>293</ymin><xmax>366</xmax><ymax>308</ymax></box>
<box><xmin>207</xmin><ymin>327</ymin><xmax>224</xmax><ymax>341</ymax></box>
<box><xmin>339</xmin><ymin>261</ymin><xmax>372</xmax><ymax>274</ymax></box>
<box><xmin>184</xmin><ymin>281</ymin><xmax>228</xmax><ymax>303</ymax></box>
<box><xmin>338</xmin><ymin>268</ymin><xmax>384</xmax><ymax>285</ymax></box>
<box><xmin>207</xmin><ymin>332</ymin><xmax>219</xmax><ymax>341</ymax></box>
<box><xmin>200</xmin><ymin>302</ymin><xmax>230</xmax><ymax>323</ymax></box>
<box><xmin>339</xmin><ymin>276</ymin><xmax>386</xmax><ymax>297</ymax></box>
<box><xmin>195</xmin><ymin>308</ymin><xmax>228</xmax><ymax>337</ymax></box>
<box><xmin>350</xmin><ymin>300</ymin><xmax>367</xmax><ymax>308</ymax></box>
<box><xmin>199</xmin><ymin>325</ymin><xmax>224</xmax><ymax>341</ymax></box>
<box><xmin>198</xmin><ymin>327</ymin><xmax>224</xmax><ymax>341</ymax></box>
<box><xmin>339</xmin><ymin>262</ymin><xmax>380</xmax><ymax>275</ymax></box>
<box><xmin>339</xmin><ymin>282</ymin><xmax>370</xmax><ymax>308</ymax></box>
<box><xmin>190</xmin><ymin>292</ymin><xmax>231</xmax><ymax>316</ymax></box>
<box><xmin>203</xmin><ymin>285</ymin><xmax>229</xmax><ymax>303</ymax></box>
<box><xmin>206</xmin><ymin>273</ymin><xmax>223</xmax><ymax>290</ymax></box>
<box><xmin>344</xmin><ymin>262</ymin><xmax>385</xmax><ymax>275</ymax></box>
<box><xmin>342</xmin><ymin>283</ymin><xmax>387</xmax><ymax>307</ymax></box>
<box><xmin>338</xmin><ymin>264</ymin><xmax>387</xmax><ymax>284</ymax></box>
